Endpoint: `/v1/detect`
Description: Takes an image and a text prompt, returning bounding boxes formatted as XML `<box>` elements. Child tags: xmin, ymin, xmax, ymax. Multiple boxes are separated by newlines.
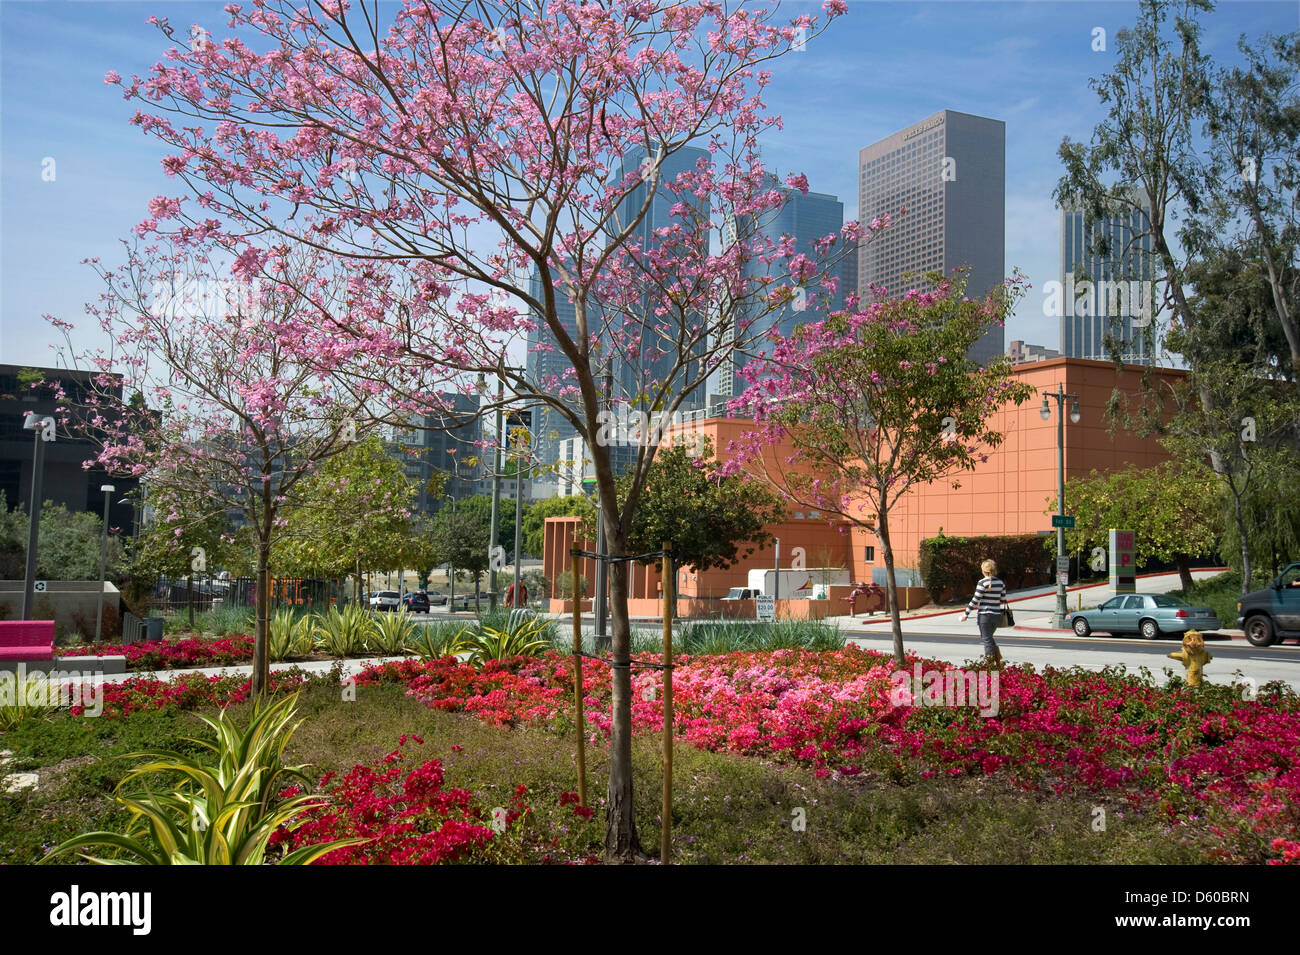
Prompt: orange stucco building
<box><xmin>543</xmin><ymin>358</ymin><xmax>1184</xmax><ymax>613</ymax></box>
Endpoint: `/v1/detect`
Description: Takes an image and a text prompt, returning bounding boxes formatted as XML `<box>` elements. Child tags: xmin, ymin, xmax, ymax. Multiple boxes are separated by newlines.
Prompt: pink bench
<box><xmin>0</xmin><ymin>621</ymin><xmax>56</xmax><ymax>661</ymax></box>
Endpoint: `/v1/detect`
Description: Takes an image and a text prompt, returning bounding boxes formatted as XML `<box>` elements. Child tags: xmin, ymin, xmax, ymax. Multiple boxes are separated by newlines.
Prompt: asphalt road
<box><xmin>844</xmin><ymin>627</ymin><xmax>1300</xmax><ymax>691</ymax></box>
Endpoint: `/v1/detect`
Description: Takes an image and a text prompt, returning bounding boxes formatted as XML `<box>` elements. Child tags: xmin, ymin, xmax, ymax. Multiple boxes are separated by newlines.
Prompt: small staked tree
<box><xmin>723</xmin><ymin>272</ymin><xmax>1036</xmax><ymax>666</ymax></box>
<box><xmin>52</xmin><ymin>240</ymin><xmax>449</xmax><ymax>695</ymax></box>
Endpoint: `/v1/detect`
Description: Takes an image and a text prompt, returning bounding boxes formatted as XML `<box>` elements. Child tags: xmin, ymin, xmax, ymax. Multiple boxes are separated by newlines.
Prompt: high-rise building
<box><xmin>528</xmin><ymin>143</ymin><xmax>710</xmax><ymax>474</ymax></box>
<box><xmin>393</xmin><ymin>392</ymin><xmax>483</xmax><ymax>514</ymax></box>
<box><xmin>0</xmin><ymin>365</ymin><xmax>139</xmax><ymax>533</ymax></box>
<box><xmin>858</xmin><ymin>109</ymin><xmax>1006</xmax><ymax>364</ymax></box>
<box><xmin>1058</xmin><ymin>189</ymin><xmax>1156</xmax><ymax>363</ymax></box>
<box><xmin>718</xmin><ymin>177</ymin><xmax>851</xmax><ymax>399</ymax></box>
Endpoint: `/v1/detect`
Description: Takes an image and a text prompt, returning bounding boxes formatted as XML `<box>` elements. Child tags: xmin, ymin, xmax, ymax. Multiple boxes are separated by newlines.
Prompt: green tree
<box><xmin>621</xmin><ymin>437</ymin><xmax>785</xmax><ymax>573</ymax></box>
<box><xmin>452</xmin><ymin>494</ymin><xmax>513</xmax><ymax>552</ymax></box>
<box><xmin>0</xmin><ymin>493</ymin><xmax>126</xmax><ymax>581</ymax></box>
<box><xmin>431</xmin><ymin>507</ymin><xmax>491</xmax><ymax>612</ymax></box>
<box><xmin>129</xmin><ymin>482</ymin><xmax>231</xmax><ymax>625</ymax></box>
<box><xmin>728</xmin><ymin>271</ymin><xmax>1036</xmax><ymax>666</ymax></box>
<box><xmin>274</xmin><ymin>437</ymin><xmax>416</xmax><ymax>592</ymax></box>
<box><xmin>522</xmin><ymin>495</ymin><xmax>597</xmax><ymax>560</ymax></box>
<box><xmin>1054</xmin><ymin>461</ymin><xmax>1221</xmax><ymax>592</ymax></box>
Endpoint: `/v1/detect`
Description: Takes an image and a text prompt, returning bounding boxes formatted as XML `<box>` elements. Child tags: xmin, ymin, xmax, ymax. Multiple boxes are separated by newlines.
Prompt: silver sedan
<box><xmin>1066</xmin><ymin>593</ymin><xmax>1219</xmax><ymax>640</ymax></box>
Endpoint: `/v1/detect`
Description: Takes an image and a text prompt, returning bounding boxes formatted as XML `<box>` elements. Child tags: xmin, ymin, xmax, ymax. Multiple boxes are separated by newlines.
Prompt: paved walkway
<box><xmin>837</xmin><ymin>568</ymin><xmax>1240</xmax><ymax>637</ymax></box>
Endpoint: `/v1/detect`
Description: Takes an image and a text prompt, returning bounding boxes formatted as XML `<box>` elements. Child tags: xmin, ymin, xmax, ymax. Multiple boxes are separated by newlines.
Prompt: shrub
<box><xmin>406</xmin><ymin>622</ymin><xmax>471</xmax><ymax>661</ymax></box>
<box><xmin>0</xmin><ymin>672</ymin><xmax>62</xmax><ymax>731</ymax></box>
<box><xmin>461</xmin><ymin>616</ymin><xmax>554</xmax><ymax>665</ymax></box>
<box><xmin>918</xmin><ymin>531</ymin><xmax>1049</xmax><ymax>602</ymax></box>
<box><xmin>678</xmin><ymin>620</ymin><xmax>845</xmax><ymax>655</ymax></box>
<box><xmin>367</xmin><ymin>611</ymin><xmax>418</xmax><ymax>656</ymax></box>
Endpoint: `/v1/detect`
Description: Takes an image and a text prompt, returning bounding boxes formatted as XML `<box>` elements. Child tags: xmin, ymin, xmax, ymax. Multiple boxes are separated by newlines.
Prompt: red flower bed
<box><xmin>273</xmin><ymin>735</ymin><xmax>526</xmax><ymax>864</ymax></box>
<box><xmin>58</xmin><ymin>635</ymin><xmax>255</xmax><ymax>671</ymax></box>
<box><xmin>358</xmin><ymin>647</ymin><xmax>1300</xmax><ymax>863</ymax></box>
<box><xmin>68</xmin><ymin>669</ymin><xmax>314</xmax><ymax>719</ymax></box>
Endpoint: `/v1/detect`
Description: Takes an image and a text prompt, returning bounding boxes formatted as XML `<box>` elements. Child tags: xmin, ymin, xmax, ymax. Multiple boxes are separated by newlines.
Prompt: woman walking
<box><xmin>960</xmin><ymin>559</ymin><xmax>1008</xmax><ymax>665</ymax></box>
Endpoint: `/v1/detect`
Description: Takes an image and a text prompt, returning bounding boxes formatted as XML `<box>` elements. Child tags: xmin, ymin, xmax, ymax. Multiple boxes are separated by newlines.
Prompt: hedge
<box><xmin>918</xmin><ymin>532</ymin><xmax>1053</xmax><ymax>603</ymax></box>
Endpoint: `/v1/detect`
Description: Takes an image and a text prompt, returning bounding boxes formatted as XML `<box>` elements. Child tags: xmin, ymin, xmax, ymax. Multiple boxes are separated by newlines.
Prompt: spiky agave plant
<box><xmin>405</xmin><ymin>621</ymin><xmax>472</xmax><ymax>661</ymax></box>
<box><xmin>366</xmin><ymin>610</ymin><xmax>418</xmax><ymax>656</ymax></box>
<box><xmin>462</xmin><ymin>616</ymin><xmax>554</xmax><ymax>665</ymax></box>
<box><xmin>268</xmin><ymin>608</ymin><xmax>314</xmax><ymax>661</ymax></box>
<box><xmin>42</xmin><ymin>693</ymin><xmax>364</xmax><ymax>865</ymax></box>
<box><xmin>312</xmin><ymin>604</ymin><xmax>371</xmax><ymax>658</ymax></box>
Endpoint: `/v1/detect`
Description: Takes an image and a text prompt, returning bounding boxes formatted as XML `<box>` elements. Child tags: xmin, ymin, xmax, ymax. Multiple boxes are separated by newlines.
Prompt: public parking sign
<box><xmin>755</xmin><ymin>595</ymin><xmax>775</xmax><ymax>621</ymax></box>
<box><xmin>1109</xmin><ymin>529</ymin><xmax>1137</xmax><ymax>594</ymax></box>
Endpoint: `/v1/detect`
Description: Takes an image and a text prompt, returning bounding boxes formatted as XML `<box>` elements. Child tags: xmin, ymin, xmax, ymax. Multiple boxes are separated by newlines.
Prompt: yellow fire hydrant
<box><xmin>1169</xmin><ymin>630</ymin><xmax>1212</xmax><ymax>687</ymax></box>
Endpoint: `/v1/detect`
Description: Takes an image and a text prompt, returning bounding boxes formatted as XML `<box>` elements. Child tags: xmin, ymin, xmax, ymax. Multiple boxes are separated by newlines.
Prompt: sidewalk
<box><xmin>835</xmin><ymin>568</ymin><xmax>1244</xmax><ymax>638</ymax></box>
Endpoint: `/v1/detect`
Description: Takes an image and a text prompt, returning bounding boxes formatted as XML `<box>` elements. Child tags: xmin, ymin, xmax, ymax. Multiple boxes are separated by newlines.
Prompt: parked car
<box><xmin>424</xmin><ymin>591</ymin><xmax>448</xmax><ymax>606</ymax></box>
<box><xmin>369</xmin><ymin>590</ymin><xmax>401</xmax><ymax>612</ymax></box>
<box><xmin>1237</xmin><ymin>561</ymin><xmax>1300</xmax><ymax>647</ymax></box>
<box><xmin>722</xmin><ymin>588</ymin><xmax>761</xmax><ymax>600</ymax></box>
<box><xmin>1066</xmin><ymin>593</ymin><xmax>1219</xmax><ymax>639</ymax></box>
<box><xmin>402</xmin><ymin>592</ymin><xmax>431</xmax><ymax>614</ymax></box>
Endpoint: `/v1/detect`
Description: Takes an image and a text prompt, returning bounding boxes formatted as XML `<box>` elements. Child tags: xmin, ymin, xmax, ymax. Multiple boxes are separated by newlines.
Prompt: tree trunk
<box><xmin>1232</xmin><ymin>490</ymin><xmax>1253</xmax><ymax>594</ymax></box>
<box><xmin>604</xmin><ymin>532</ymin><xmax>642</xmax><ymax>861</ymax></box>
<box><xmin>187</xmin><ymin>574</ymin><xmax>194</xmax><ymax>630</ymax></box>
<box><xmin>252</xmin><ymin>542</ymin><xmax>270</xmax><ymax>697</ymax></box>
<box><xmin>877</xmin><ymin>502</ymin><xmax>906</xmax><ymax>667</ymax></box>
<box><xmin>1176</xmin><ymin>555</ymin><xmax>1194</xmax><ymax>594</ymax></box>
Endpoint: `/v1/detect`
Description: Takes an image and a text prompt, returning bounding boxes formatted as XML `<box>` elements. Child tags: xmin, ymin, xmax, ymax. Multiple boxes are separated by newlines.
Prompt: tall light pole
<box><xmin>21</xmin><ymin>414</ymin><xmax>55</xmax><ymax>621</ymax></box>
<box><xmin>510</xmin><ymin>408</ymin><xmax>532</xmax><ymax>609</ymax></box>
<box><xmin>594</xmin><ymin>360</ymin><xmax>612</xmax><ymax>644</ymax></box>
<box><xmin>1040</xmin><ymin>383</ymin><xmax>1081</xmax><ymax>628</ymax></box>
<box><xmin>96</xmin><ymin>484</ymin><xmax>116</xmax><ymax>642</ymax></box>
<box><xmin>477</xmin><ymin>373</ymin><xmax>505</xmax><ymax>610</ymax></box>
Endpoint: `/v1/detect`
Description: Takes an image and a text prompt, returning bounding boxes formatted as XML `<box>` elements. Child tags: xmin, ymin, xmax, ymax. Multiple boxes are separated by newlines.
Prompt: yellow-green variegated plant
<box><xmin>42</xmin><ymin>693</ymin><xmax>364</xmax><ymax>865</ymax></box>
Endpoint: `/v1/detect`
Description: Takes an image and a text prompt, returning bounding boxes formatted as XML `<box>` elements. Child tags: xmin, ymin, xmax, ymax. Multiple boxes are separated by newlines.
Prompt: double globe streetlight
<box><xmin>1040</xmin><ymin>384</ymin><xmax>1081</xmax><ymax>628</ymax></box>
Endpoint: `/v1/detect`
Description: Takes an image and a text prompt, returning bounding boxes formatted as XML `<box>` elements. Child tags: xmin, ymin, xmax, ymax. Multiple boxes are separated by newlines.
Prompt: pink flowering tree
<box><xmin>723</xmin><ymin>272</ymin><xmax>1036</xmax><ymax>666</ymax></box>
<box><xmin>51</xmin><ymin>239</ymin><xmax>452</xmax><ymax>695</ymax></box>
<box><xmin>104</xmin><ymin>0</ymin><xmax>870</xmax><ymax>859</ymax></box>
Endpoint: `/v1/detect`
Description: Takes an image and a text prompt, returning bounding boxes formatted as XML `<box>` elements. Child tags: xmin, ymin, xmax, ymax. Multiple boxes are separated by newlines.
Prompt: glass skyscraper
<box><xmin>526</xmin><ymin>143</ymin><xmax>710</xmax><ymax>477</ymax></box>
<box><xmin>718</xmin><ymin>177</ymin><xmax>851</xmax><ymax>399</ymax></box>
<box><xmin>1058</xmin><ymin>188</ymin><xmax>1156</xmax><ymax>364</ymax></box>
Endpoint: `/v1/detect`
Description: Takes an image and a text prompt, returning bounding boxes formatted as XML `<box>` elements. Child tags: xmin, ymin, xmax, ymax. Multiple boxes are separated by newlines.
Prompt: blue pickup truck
<box><xmin>1239</xmin><ymin>562</ymin><xmax>1300</xmax><ymax>647</ymax></box>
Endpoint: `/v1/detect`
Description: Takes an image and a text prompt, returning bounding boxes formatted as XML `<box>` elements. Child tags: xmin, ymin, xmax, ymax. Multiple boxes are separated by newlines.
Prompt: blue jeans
<box><xmin>977</xmin><ymin>612</ymin><xmax>1000</xmax><ymax>657</ymax></box>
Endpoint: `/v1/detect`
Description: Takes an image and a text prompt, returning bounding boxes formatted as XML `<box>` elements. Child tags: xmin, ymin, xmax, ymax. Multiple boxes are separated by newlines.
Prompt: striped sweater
<box><xmin>966</xmin><ymin>576</ymin><xmax>1007</xmax><ymax>615</ymax></box>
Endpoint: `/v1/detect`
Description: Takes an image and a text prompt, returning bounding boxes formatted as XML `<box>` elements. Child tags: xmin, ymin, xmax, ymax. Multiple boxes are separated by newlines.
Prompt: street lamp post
<box><xmin>594</xmin><ymin>361</ymin><xmax>612</xmax><ymax>645</ymax></box>
<box><xmin>21</xmin><ymin>414</ymin><xmax>55</xmax><ymax>621</ymax></box>
<box><xmin>1040</xmin><ymin>383</ymin><xmax>1081</xmax><ymax>628</ymax></box>
<box><xmin>96</xmin><ymin>484</ymin><xmax>116</xmax><ymax>642</ymax></box>
<box><xmin>477</xmin><ymin>374</ymin><xmax>505</xmax><ymax>611</ymax></box>
<box><xmin>511</xmin><ymin>409</ymin><xmax>531</xmax><ymax>610</ymax></box>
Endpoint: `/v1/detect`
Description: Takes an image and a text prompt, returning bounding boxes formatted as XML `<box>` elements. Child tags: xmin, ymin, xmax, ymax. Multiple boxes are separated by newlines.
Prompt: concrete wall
<box><xmin>0</xmin><ymin>580</ymin><xmax>122</xmax><ymax>640</ymax></box>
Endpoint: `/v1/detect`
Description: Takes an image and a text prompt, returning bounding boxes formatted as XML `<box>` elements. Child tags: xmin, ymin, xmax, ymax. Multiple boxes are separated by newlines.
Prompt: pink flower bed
<box><xmin>358</xmin><ymin>647</ymin><xmax>1300</xmax><ymax>863</ymax></box>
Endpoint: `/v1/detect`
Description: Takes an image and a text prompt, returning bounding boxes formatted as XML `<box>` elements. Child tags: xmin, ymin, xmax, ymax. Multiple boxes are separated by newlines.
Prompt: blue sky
<box><xmin>1</xmin><ymin>0</ymin><xmax>1296</xmax><ymax>368</ymax></box>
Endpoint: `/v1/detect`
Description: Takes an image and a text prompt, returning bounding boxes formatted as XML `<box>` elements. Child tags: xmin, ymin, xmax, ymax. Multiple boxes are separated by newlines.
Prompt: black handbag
<box><xmin>999</xmin><ymin>606</ymin><xmax>1015</xmax><ymax>628</ymax></box>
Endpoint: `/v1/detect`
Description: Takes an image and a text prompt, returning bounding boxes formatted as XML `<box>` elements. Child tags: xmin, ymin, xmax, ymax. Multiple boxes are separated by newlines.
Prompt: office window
<box><xmin>864</xmin><ymin>546</ymin><xmax>876</xmax><ymax>562</ymax></box>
